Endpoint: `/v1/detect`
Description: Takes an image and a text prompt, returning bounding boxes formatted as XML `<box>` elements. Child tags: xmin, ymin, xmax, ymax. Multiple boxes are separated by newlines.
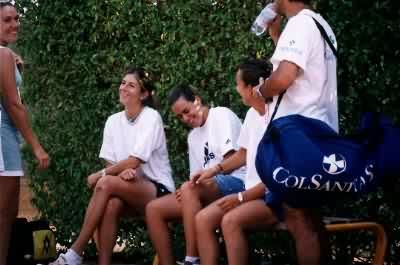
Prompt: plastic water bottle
<box><xmin>251</xmin><ymin>3</ymin><xmax>277</xmax><ymax>36</ymax></box>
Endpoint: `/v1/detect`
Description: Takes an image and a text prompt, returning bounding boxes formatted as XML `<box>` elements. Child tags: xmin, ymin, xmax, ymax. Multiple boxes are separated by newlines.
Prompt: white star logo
<box><xmin>322</xmin><ymin>154</ymin><xmax>346</xmax><ymax>175</ymax></box>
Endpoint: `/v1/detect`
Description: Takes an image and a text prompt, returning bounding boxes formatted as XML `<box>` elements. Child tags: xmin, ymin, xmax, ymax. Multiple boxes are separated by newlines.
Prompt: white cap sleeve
<box><xmin>128</xmin><ymin>114</ymin><xmax>164</xmax><ymax>162</ymax></box>
<box><xmin>210</xmin><ymin>108</ymin><xmax>241</xmax><ymax>157</ymax></box>
<box><xmin>271</xmin><ymin>15</ymin><xmax>316</xmax><ymax>71</ymax></box>
<box><xmin>99</xmin><ymin>118</ymin><xmax>116</xmax><ymax>163</ymax></box>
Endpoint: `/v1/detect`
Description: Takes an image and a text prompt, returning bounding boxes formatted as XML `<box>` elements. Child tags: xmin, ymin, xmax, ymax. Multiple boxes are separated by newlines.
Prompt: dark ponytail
<box><xmin>237</xmin><ymin>59</ymin><xmax>272</xmax><ymax>87</ymax></box>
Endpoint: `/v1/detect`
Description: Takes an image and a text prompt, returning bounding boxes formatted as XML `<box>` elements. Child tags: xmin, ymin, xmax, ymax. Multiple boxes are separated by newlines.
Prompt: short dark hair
<box><xmin>0</xmin><ymin>1</ymin><xmax>14</xmax><ymax>8</ymax></box>
<box><xmin>124</xmin><ymin>66</ymin><xmax>156</xmax><ymax>108</ymax></box>
<box><xmin>168</xmin><ymin>84</ymin><xmax>196</xmax><ymax>106</ymax></box>
<box><xmin>237</xmin><ymin>59</ymin><xmax>272</xmax><ymax>87</ymax></box>
<box><xmin>289</xmin><ymin>0</ymin><xmax>312</xmax><ymax>4</ymax></box>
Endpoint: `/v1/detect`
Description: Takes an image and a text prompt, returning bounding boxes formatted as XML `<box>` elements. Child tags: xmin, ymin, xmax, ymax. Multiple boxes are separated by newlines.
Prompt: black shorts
<box><xmin>149</xmin><ymin>179</ymin><xmax>171</xmax><ymax>197</ymax></box>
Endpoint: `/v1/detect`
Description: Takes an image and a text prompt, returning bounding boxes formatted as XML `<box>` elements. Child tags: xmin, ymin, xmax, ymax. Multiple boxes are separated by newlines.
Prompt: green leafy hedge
<box><xmin>15</xmin><ymin>0</ymin><xmax>399</xmax><ymax>263</ymax></box>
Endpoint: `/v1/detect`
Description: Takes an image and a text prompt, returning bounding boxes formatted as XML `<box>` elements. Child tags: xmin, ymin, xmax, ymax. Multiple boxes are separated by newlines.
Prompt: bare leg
<box><xmin>195</xmin><ymin>198</ymin><xmax>226</xmax><ymax>265</ymax></box>
<box><xmin>146</xmin><ymin>193</ymin><xmax>182</xmax><ymax>265</ymax></box>
<box><xmin>97</xmin><ymin>197</ymin><xmax>124</xmax><ymax>265</ymax></box>
<box><xmin>284</xmin><ymin>207</ymin><xmax>330</xmax><ymax>265</ymax></box>
<box><xmin>71</xmin><ymin>175</ymin><xmax>156</xmax><ymax>255</ymax></box>
<box><xmin>180</xmin><ymin>181</ymin><xmax>221</xmax><ymax>257</ymax></box>
<box><xmin>221</xmin><ymin>200</ymin><xmax>278</xmax><ymax>265</ymax></box>
<box><xmin>0</xmin><ymin>177</ymin><xmax>20</xmax><ymax>265</ymax></box>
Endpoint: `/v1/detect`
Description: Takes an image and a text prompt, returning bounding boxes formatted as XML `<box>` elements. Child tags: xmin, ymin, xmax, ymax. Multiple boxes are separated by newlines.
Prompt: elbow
<box><xmin>3</xmin><ymin>100</ymin><xmax>23</xmax><ymax>113</ymax></box>
<box><xmin>273</xmin><ymin>76</ymin><xmax>294</xmax><ymax>94</ymax></box>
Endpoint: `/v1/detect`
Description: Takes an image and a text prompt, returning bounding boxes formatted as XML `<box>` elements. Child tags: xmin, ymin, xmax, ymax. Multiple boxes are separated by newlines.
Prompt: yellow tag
<box><xmin>32</xmin><ymin>229</ymin><xmax>56</xmax><ymax>261</ymax></box>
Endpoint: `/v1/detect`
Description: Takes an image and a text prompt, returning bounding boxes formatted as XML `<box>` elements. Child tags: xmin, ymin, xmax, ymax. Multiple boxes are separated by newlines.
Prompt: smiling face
<box><xmin>171</xmin><ymin>96</ymin><xmax>204</xmax><ymax>128</ymax></box>
<box><xmin>0</xmin><ymin>5</ymin><xmax>19</xmax><ymax>46</ymax></box>
<box><xmin>119</xmin><ymin>73</ymin><xmax>148</xmax><ymax>108</ymax></box>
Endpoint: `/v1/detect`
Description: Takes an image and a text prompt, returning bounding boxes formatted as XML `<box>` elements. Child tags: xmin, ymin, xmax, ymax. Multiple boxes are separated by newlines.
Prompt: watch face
<box><xmin>238</xmin><ymin>192</ymin><xmax>243</xmax><ymax>202</ymax></box>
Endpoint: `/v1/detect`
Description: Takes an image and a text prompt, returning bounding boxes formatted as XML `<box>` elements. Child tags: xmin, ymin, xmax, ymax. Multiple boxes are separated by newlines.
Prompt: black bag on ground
<box><xmin>7</xmin><ymin>217</ymin><xmax>56</xmax><ymax>265</ymax></box>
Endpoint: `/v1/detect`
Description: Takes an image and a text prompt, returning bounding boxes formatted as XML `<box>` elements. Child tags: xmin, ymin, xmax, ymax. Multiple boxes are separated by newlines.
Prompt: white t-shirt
<box><xmin>188</xmin><ymin>107</ymin><xmax>246</xmax><ymax>181</ymax></box>
<box><xmin>99</xmin><ymin>107</ymin><xmax>175</xmax><ymax>192</ymax></box>
<box><xmin>238</xmin><ymin>107</ymin><xmax>269</xmax><ymax>190</ymax></box>
<box><xmin>269</xmin><ymin>9</ymin><xmax>338</xmax><ymax>132</ymax></box>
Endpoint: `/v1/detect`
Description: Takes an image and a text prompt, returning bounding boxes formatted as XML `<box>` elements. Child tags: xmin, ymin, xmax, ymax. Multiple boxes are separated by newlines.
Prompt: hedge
<box><xmin>15</xmin><ymin>0</ymin><xmax>400</xmax><ymax>263</ymax></box>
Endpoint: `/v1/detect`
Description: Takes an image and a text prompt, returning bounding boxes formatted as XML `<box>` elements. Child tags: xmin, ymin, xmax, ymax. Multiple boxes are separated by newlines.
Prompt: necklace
<box><xmin>125</xmin><ymin>107</ymin><xmax>144</xmax><ymax>125</ymax></box>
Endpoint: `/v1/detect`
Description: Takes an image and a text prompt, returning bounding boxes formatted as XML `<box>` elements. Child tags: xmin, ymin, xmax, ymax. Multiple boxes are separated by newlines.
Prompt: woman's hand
<box><xmin>33</xmin><ymin>145</ymin><xmax>50</xmax><ymax>170</ymax></box>
<box><xmin>119</xmin><ymin>168</ymin><xmax>137</xmax><ymax>181</ymax></box>
<box><xmin>190</xmin><ymin>166</ymin><xmax>218</xmax><ymax>185</ymax></box>
<box><xmin>13</xmin><ymin>52</ymin><xmax>24</xmax><ymax>67</ymax></box>
<box><xmin>217</xmin><ymin>194</ymin><xmax>241</xmax><ymax>213</ymax></box>
<box><xmin>87</xmin><ymin>172</ymin><xmax>102</xmax><ymax>189</ymax></box>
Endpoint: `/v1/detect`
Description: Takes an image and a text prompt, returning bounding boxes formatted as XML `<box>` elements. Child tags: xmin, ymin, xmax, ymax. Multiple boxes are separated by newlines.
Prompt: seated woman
<box><xmin>146</xmin><ymin>85</ymin><xmax>246</xmax><ymax>265</ymax></box>
<box><xmin>51</xmin><ymin>67</ymin><xmax>175</xmax><ymax>265</ymax></box>
<box><xmin>193</xmin><ymin>59</ymin><xmax>279</xmax><ymax>265</ymax></box>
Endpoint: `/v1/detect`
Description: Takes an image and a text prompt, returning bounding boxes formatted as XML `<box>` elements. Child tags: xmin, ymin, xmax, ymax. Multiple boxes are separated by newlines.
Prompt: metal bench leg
<box><xmin>153</xmin><ymin>254</ymin><xmax>160</xmax><ymax>265</ymax></box>
<box><xmin>326</xmin><ymin>222</ymin><xmax>387</xmax><ymax>265</ymax></box>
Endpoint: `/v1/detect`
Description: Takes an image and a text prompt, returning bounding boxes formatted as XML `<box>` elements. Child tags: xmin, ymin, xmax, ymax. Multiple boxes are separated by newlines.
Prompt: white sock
<box><xmin>64</xmin><ymin>249</ymin><xmax>83</xmax><ymax>264</ymax></box>
<box><xmin>185</xmin><ymin>256</ymin><xmax>200</xmax><ymax>263</ymax></box>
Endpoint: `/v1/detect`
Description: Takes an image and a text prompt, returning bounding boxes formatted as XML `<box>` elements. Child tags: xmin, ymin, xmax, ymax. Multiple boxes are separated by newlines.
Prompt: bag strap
<box><xmin>311</xmin><ymin>17</ymin><xmax>337</xmax><ymax>58</ymax></box>
<box><xmin>267</xmin><ymin>16</ymin><xmax>337</xmax><ymax>128</ymax></box>
<box><xmin>267</xmin><ymin>92</ymin><xmax>285</xmax><ymax>130</ymax></box>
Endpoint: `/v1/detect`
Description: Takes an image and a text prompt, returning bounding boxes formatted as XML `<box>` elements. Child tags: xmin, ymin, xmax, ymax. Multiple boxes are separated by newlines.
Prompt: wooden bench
<box><xmin>152</xmin><ymin>217</ymin><xmax>387</xmax><ymax>265</ymax></box>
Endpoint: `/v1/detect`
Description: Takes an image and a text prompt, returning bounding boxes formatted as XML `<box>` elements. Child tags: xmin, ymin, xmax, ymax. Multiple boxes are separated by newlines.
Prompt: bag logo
<box><xmin>323</xmin><ymin>154</ymin><xmax>346</xmax><ymax>175</ymax></box>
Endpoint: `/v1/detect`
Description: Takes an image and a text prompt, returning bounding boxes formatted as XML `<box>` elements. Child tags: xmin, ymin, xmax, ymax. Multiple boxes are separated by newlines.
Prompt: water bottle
<box><xmin>251</xmin><ymin>3</ymin><xmax>277</xmax><ymax>36</ymax></box>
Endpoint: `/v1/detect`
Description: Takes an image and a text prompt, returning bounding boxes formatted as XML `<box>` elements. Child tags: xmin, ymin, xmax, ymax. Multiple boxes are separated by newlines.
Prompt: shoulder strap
<box><xmin>311</xmin><ymin>17</ymin><xmax>337</xmax><ymax>58</ymax></box>
<box><xmin>267</xmin><ymin>16</ymin><xmax>337</xmax><ymax>126</ymax></box>
<box><xmin>267</xmin><ymin>92</ymin><xmax>285</xmax><ymax>130</ymax></box>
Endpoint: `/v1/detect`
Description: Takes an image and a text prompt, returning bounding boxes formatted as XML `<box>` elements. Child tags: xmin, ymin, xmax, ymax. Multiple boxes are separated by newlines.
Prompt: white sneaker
<box><xmin>49</xmin><ymin>253</ymin><xmax>81</xmax><ymax>265</ymax></box>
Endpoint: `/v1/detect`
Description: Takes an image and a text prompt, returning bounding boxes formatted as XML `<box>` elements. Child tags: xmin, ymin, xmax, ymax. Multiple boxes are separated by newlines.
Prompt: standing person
<box><xmin>146</xmin><ymin>85</ymin><xmax>246</xmax><ymax>265</ymax></box>
<box><xmin>0</xmin><ymin>2</ymin><xmax>50</xmax><ymax>265</ymax></box>
<box><xmin>193</xmin><ymin>59</ymin><xmax>279</xmax><ymax>265</ymax></box>
<box><xmin>255</xmin><ymin>0</ymin><xmax>338</xmax><ymax>264</ymax></box>
<box><xmin>50</xmin><ymin>67</ymin><xmax>175</xmax><ymax>265</ymax></box>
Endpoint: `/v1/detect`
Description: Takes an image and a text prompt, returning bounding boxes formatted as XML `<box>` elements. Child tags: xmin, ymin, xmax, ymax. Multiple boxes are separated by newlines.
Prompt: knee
<box><xmin>285</xmin><ymin>211</ymin><xmax>315</xmax><ymax>237</ymax></box>
<box><xmin>94</xmin><ymin>176</ymin><xmax>114</xmax><ymax>195</ymax></box>
<box><xmin>145</xmin><ymin>200</ymin><xmax>162</xmax><ymax>221</ymax></box>
<box><xmin>180</xmin><ymin>181</ymin><xmax>199</xmax><ymax>198</ymax></box>
<box><xmin>104</xmin><ymin>197</ymin><xmax>124</xmax><ymax>217</ymax></box>
<box><xmin>221</xmin><ymin>212</ymin><xmax>240</xmax><ymax>235</ymax></box>
<box><xmin>195</xmin><ymin>209</ymin><xmax>216</xmax><ymax>232</ymax></box>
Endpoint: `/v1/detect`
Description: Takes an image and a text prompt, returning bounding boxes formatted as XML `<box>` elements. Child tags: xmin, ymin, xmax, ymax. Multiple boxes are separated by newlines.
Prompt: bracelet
<box><xmin>100</xmin><ymin>168</ymin><xmax>107</xmax><ymax>177</ymax></box>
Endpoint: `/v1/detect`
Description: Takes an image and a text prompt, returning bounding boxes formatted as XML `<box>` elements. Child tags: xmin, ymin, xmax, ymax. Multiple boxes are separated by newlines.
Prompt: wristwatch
<box><xmin>237</xmin><ymin>192</ymin><xmax>244</xmax><ymax>203</ymax></box>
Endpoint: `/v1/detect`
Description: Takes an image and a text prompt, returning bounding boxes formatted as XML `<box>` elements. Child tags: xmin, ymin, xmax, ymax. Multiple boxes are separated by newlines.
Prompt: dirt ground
<box><xmin>18</xmin><ymin>177</ymin><xmax>38</xmax><ymax>219</ymax></box>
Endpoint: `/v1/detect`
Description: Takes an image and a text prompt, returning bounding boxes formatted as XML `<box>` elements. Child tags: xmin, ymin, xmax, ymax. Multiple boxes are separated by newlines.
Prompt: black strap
<box><xmin>312</xmin><ymin>17</ymin><xmax>338</xmax><ymax>58</ymax></box>
<box><xmin>267</xmin><ymin>92</ymin><xmax>285</xmax><ymax>130</ymax></box>
<box><xmin>267</xmin><ymin>17</ymin><xmax>336</xmax><ymax>127</ymax></box>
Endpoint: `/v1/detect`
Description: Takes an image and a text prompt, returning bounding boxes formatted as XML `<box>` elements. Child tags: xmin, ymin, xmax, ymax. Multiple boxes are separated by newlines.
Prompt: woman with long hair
<box><xmin>50</xmin><ymin>67</ymin><xmax>175</xmax><ymax>265</ymax></box>
<box><xmin>0</xmin><ymin>2</ymin><xmax>50</xmax><ymax>265</ymax></box>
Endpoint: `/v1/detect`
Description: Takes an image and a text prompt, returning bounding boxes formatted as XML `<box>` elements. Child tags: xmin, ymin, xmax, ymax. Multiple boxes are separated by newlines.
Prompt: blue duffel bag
<box><xmin>255</xmin><ymin>112</ymin><xmax>400</xmax><ymax>210</ymax></box>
